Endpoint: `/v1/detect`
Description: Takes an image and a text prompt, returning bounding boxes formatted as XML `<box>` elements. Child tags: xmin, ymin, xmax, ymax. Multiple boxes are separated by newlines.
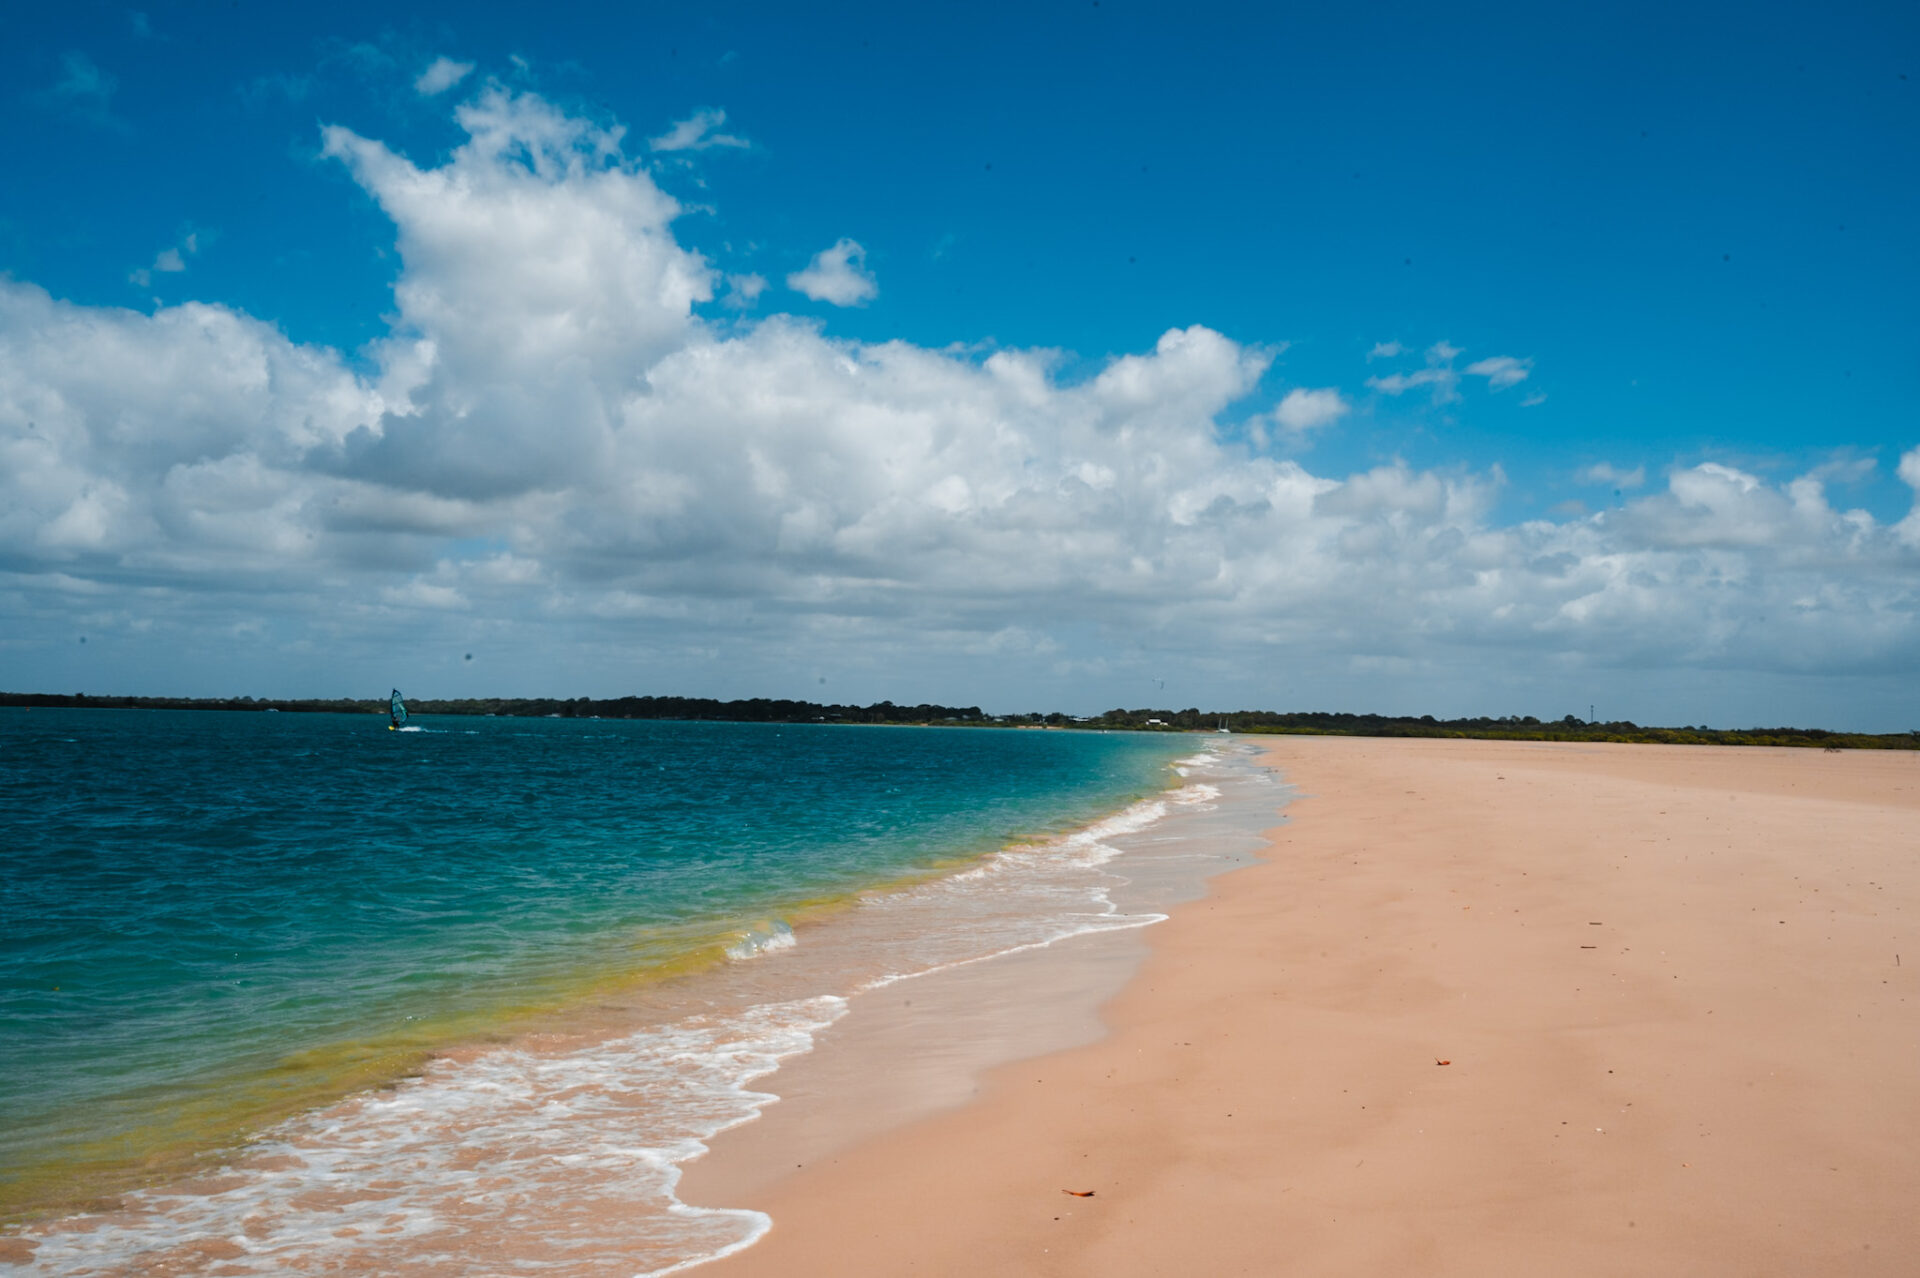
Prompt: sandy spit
<box><xmin>686</xmin><ymin>736</ymin><xmax>1920</xmax><ymax>1276</ymax></box>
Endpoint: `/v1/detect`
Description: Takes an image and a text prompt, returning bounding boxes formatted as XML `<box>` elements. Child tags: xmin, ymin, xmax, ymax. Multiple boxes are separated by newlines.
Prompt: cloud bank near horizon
<box><xmin>3</xmin><ymin>86</ymin><xmax>1917</xmax><ymax>722</ymax></box>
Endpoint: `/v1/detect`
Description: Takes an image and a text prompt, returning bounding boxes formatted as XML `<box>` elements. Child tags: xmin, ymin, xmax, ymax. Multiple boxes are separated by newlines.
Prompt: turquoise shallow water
<box><xmin>0</xmin><ymin>709</ymin><xmax>1187</xmax><ymax>1222</ymax></box>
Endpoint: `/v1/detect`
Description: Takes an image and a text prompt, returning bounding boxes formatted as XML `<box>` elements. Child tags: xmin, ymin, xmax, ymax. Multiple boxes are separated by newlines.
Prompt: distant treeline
<box><xmin>0</xmin><ymin>692</ymin><xmax>376</xmax><ymax>715</ymax></box>
<box><xmin>1081</xmin><ymin>707</ymin><xmax>1920</xmax><ymax>750</ymax></box>
<box><xmin>404</xmin><ymin>695</ymin><xmax>989</xmax><ymax>724</ymax></box>
<box><xmin>3</xmin><ymin>692</ymin><xmax>1915</xmax><ymax>749</ymax></box>
<box><xmin>0</xmin><ymin>691</ymin><xmax>987</xmax><ymax>726</ymax></box>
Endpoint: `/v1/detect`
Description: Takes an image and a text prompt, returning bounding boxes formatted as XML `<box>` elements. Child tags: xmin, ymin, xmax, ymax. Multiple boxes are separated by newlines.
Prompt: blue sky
<box><xmin>3</xmin><ymin>1</ymin><xmax>1917</xmax><ymax>727</ymax></box>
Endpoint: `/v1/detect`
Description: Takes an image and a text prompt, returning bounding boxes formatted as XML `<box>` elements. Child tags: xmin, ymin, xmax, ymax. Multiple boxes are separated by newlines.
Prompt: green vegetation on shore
<box><xmin>1080</xmin><ymin>707</ymin><xmax>1920</xmax><ymax>750</ymax></box>
<box><xmin>4</xmin><ymin>692</ymin><xmax>1914</xmax><ymax>750</ymax></box>
<box><xmin>0</xmin><ymin>691</ymin><xmax>987</xmax><ymax>725</ymax></box>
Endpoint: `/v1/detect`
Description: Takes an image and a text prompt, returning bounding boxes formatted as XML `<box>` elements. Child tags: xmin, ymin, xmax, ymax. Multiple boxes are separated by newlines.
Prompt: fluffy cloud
<box><xmin>414</xmin><ymin>57</ymin><xmax>474</xmax><ymax>96</ymax></box>
<box><xmin>318</xmin><ymin>88</ymin><xmax>713</xmax><ymax>499</ymax></box>
<box><xmin>787</xmin><ymin>238</ymin><xmax>877</xmax><ymax>306</ymax></box>
<box><xmin>648</xmin><ymin>108</ymin><xmax>749</xmax><ymax>152</ymax></box>
<box><xmin>1900</xmin><ymin>447</ymin><xmax>1920</xmax><ymax>491</ymax></box>
<box><xmin>0</xmin><ymin>282</ymin><xmax>384</xmax><ymax>576</ymax></box>
<box><xmin>723</xmin><ymin>272</ymin><xmax>768</xmax><ymax>308</ymax></box>
<box><xmin>1271</xmin><ymin>387</ymin><xmax>1350</xmax><ymax>434</ymax></box>
<box><xmin>3</xmin><ymin>88</ymin><xmax>1918</xmax><ymax>722</ymax></box>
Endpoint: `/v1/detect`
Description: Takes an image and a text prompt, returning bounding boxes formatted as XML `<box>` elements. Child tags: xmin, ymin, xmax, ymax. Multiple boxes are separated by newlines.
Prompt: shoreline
<box><xmin>1</xmin><ymin>730</ymin><xmax>1241</xmax><ymax>1274</ymax></box>
<box><xmin>676</xmin><ymin>745</ymin><xmax>1281</xmax><ymax>1215</ymax></box>
<box><xmin>686</xmin><ymin>736</ymin><xmax>1920</xmax><ymax>1276</ymax></box>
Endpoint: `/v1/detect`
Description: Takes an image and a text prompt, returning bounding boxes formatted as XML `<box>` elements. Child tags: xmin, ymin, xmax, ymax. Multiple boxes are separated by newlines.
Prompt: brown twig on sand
<box><xmin>1062</xmin><ymin>1190</ymin><xmax>1096</xmax><ymax>1197</ymax></box>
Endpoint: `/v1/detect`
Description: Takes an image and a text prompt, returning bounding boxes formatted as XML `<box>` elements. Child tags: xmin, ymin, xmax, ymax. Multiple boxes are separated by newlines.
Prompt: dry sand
<box><xmin>685</xmin><ymin>736</ymin><xmax>1920</xmax><ymax>1276</ymax></box>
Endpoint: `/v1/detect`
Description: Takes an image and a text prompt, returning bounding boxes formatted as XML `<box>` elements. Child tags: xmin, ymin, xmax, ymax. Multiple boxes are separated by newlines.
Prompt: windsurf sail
<box><xmin>389</xmin><ymin>689</ymin><xmax>408</xmax><ymax>730</ymax></box>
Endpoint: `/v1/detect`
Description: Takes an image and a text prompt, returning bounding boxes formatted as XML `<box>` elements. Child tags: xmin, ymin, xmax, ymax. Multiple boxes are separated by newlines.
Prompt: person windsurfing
<box><xmin>389</xmin><ymin>689</ymin><xmax>408</xmax><ymax>731</ymax></box>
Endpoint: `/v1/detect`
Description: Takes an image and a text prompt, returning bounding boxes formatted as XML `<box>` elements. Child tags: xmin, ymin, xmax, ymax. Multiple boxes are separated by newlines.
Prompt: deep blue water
<box><xmin>0</xmin><ymin>709</ymin><xmax>1184</xmax><ymax>1208</ymax></box>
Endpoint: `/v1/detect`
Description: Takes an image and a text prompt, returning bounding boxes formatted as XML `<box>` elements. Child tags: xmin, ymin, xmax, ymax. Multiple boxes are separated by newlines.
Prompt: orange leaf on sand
<box><xmin>1062</xmin><ymin>1190</ymin><xmax>1095</xmax><ymax>1197</ymax></box>
<box><xmin>1435</xmin><ymin>1059</ymin><xmax>1451</xmax><ymax>1066</ymax></box>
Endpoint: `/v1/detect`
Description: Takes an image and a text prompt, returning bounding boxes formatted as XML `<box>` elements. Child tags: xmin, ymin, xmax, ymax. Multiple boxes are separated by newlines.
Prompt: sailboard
<box><xmin>389</xmin><ymin>688</ymin><xmax>408</xmax><ymax>731</ymax></box>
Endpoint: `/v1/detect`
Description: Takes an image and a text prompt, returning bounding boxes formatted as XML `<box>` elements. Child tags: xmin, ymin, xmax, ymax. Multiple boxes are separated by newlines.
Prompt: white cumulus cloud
<box><xmin>318</xmin><ymin>88</ymin><xmax>713</xmax><ymax>498</ymax></box>
<box><xmin>787</xmin><ymin>238</ymin><xmax>877</xmax><ymax>306</ymax></box>
<box><xmin>414</xmin><ymin>57</ymin><xmax>474</xmax><ymax>96</ymax></box>
<box><xmin>1271</xmin><ymin>387</ymin><xmax>1350</xmax><ymax>434</ymax></box>
<box><xmin>723</xmin><ymin>272</ymin><xmax>768</xmax><ymax>308</ymax></box>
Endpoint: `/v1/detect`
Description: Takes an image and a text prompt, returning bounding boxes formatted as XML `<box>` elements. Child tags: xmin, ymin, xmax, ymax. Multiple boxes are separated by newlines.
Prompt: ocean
<box><xmin>0</xmin><ymin>708</ymin><xmax>1278</xmax><ymax>1274</ymax></box>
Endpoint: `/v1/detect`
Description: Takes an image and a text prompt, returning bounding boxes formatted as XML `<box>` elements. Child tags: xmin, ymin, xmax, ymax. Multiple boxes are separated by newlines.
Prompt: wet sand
<box><xmin>685</xmin><ymin>736</ymin><xmax>1920</xmax><ymax>1276</ymax></box>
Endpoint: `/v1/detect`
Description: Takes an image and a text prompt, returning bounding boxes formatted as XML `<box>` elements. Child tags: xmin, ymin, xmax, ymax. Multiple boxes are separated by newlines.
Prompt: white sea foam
<box><xmin>1171</xmin><ymin>749</ymin><xmax>1217</xmax><ymax>775</ymax></box>
<box><xmin>849</xmin><ymin>775</ymin><xmax>1244</xmax><ymax>991</ymax></box>
<box><xmin>14</xmin><ymin>997</ymin><xmax>847</xmax><ymax>1277</ymax></box>
<box><xmin>725</xmin><ymin>920</ymin><xmax>797</xmax><ymax>961</ymax></box>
